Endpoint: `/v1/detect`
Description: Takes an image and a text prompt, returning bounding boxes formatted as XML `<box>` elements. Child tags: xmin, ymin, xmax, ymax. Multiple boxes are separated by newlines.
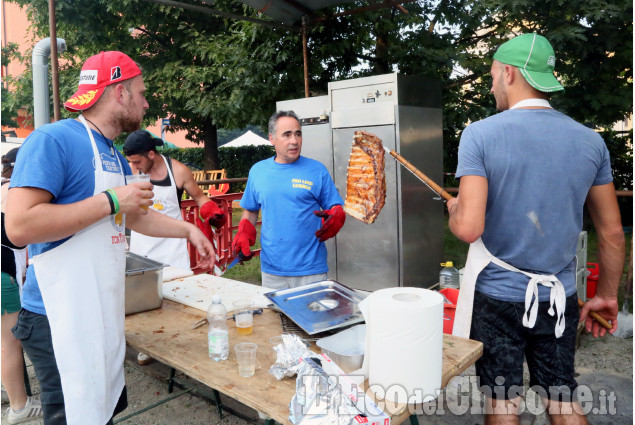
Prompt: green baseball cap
<box><xmin>493</xmin><ymin>33</ymin><xmax>564</xmax><ymax>93</ymax></box>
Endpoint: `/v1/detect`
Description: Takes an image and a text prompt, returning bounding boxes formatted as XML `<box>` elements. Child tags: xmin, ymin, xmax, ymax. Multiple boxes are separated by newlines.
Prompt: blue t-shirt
<box><xmin>240</xmin><ymin>156</ymin><xmax>344</xmax><ymax>276</ymax></box>
<box><xmin>10</xmin><ymin>119</ymin><xmax>132</xmax><ymax>315</ymax></box>
<box><xmin>456</xmin><ymin>108</ymin><xmax>612</xmax><ymax>302</ymax></box>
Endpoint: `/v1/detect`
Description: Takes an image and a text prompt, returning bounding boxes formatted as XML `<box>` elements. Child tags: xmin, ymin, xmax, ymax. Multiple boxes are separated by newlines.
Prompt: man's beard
<box><xmin>115</xmin><ymin>97</ymin><xmax>144</xmax><ymax>133</ymax></box>
<box><xmin>119</xmin><ymin>113</ymin><xmax>143</xmax><ymax>133</ymax></box>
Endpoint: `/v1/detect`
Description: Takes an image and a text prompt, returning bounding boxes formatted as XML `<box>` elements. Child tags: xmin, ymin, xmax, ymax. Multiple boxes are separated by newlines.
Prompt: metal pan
<box><xmin>265</xmin><ymin>280</ymin><xmax>366</xmax><ymax>335</ymax></box>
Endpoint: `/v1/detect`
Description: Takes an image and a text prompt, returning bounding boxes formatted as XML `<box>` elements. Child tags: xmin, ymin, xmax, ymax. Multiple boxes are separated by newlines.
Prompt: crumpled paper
<box><xmin>269</xmin><ymin>334</ymin><xmax>314</xmax><ymax>380</ymax></box>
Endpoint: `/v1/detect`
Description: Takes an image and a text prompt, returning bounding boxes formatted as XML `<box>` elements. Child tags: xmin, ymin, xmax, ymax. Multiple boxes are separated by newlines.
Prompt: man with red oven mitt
<box><xmin>231</xmin><ymin>111</ymin><xmax>345</xmax><ymax>289</ymax></box>
<box><xmin>124</xmin><ymin>130</ymin><xmax>227</xmax><ymax>271</ymax></box>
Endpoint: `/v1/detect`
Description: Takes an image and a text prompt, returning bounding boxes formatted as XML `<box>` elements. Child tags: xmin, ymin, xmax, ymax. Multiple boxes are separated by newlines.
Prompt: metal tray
<box><xmin>126</xmin><ymin>251</ymin><xmax>165</xmax><ymax>275</ymax></box>
<box><xmin>125</xmin><ymin>252</ymin><xmax>166</xmax><ymax>315</ymax></box>
<box><xmin>265</xmin><ymin>280</ymin><xmax>366</xmax><ymax>335</ymax></box>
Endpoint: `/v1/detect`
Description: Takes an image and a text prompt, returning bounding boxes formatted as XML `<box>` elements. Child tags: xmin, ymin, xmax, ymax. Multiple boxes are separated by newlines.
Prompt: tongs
<box><xmin>190</xmin><ymin>308</ymin><xmax>264</xmax><ymax>329</ymax></box>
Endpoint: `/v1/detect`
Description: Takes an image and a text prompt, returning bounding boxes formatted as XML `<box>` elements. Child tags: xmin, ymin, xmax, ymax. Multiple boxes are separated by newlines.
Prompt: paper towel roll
<box><xmin>358</xmin><ymin>287</ymin><xmax>443</xmax><ymax>404</ymax></box>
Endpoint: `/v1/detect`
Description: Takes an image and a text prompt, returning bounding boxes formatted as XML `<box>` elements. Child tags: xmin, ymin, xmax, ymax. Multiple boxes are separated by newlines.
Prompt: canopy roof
<box><xmin>221</xmin><ymin>130</ymin><xmax>270</xmax><ymax>148</ymax></box>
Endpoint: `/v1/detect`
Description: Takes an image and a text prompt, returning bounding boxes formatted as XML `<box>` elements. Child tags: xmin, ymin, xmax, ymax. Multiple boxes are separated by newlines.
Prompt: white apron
<box><xmin>452</xmin><ymin>238</ymin><xmax>567</xmax><ymax>339</ymax></box>
<box><xmin>30</xmin><ymin>114</ymin><xmax>127</xmax><ymax>425</ymax></box>
<box><xmin>452</xmin><ymin>98</ymin><xmax>567</xmax><ymax>340</ymax></box>
<box><xmin>129</xmin><ymin>155</ymin><xmax>190</xmax><ymax>269</ymax></box>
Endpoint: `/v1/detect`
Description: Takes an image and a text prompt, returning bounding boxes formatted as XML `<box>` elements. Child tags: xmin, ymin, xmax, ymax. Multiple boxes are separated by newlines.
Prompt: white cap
<box><xmin>212</xmin><ymin>294</ymin><xmax>221</xmax><ymax>303</ymax></box>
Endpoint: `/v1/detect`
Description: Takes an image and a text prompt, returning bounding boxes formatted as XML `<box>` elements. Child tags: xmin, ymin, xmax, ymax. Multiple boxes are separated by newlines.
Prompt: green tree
<box><xmin>1</xmin><ymin>42</ymin><xmax>32</xmax><ymax>128</ymax></box>
<box><xmin>10</xmin><ymin>0</ymin><xmax>302</xmax><ymax>167</ymax></box>
<box><xmin>5</xmin><ymin>0</ymin><xmax>632</xmax><ymax>182</ymax></box>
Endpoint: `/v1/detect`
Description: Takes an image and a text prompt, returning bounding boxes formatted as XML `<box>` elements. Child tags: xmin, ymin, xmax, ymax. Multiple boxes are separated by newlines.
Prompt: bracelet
<box><xmin>106</xmin><ymin>189</ymin><xmax>120</xmax><ymax>214</ymax></box>
<box><xmin>448</xmin><ymin>203</ymin><xmax>458</xmax><ymax>215</ymax></box>
<box><xmin>103</xmin><ymin>191</ymin><xmax>115</xmax><ymax>215</ymax></box>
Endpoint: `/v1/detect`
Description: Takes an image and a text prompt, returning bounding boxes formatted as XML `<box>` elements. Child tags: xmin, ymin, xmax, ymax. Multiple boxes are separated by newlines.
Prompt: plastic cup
<box><xmin>233</xmin><ymin>300</ymin><xmax>255</xmax><ymax>335</ymax></box>
<box><xmin>269</xmin><ymin>335</ymin><xmax>284</xmax><ymax>347</ymax></box>
<box><xmin>126</xmin><ymin>174</ymin><xmax>151</xmax><ymax>210</ymax></box>
<box><xmin>234</xmin><ymin>342</ymin><xmax>258</xmax><ymax>377</ymax></box>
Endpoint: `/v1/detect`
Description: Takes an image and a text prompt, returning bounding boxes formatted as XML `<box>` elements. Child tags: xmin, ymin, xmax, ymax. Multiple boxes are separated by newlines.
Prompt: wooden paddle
<box><xmin>383</xmin><ymin>145</ymin><xmax>453</xmax><ymax>201</ymax></box>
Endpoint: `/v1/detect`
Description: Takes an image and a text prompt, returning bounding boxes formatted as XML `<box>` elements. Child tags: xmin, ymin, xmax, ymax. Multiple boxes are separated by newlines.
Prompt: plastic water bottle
<box><xmin>440</xmin><ymin>261</ymin><xmax>460</xmax><ymax>289</ymax></box>
<box><xmin>207</xmin><ymin>295</ymin><xmax>229</xmax><ymax>361</ymax></box>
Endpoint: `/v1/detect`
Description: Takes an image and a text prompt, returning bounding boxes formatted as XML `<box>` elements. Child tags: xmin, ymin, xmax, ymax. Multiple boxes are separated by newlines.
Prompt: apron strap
<box><xmin>486</xmin><ymin>247</ymin><xmax>567</xmax><ymax>338</ymax></box>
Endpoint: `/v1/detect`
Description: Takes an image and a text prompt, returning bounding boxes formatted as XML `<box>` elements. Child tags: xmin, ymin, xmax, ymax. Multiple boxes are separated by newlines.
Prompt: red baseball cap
<box><xmin>64</xmin><ymin>51</ymin><xmax>142</xmax><ymax>112</ymax></box>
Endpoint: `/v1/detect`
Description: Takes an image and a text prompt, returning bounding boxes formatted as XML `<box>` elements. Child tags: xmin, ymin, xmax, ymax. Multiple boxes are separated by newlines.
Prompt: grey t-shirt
<box><xmin>456</xmin><ymin>108</ymin><xmax>612</xmax><ymax>302</ymax></box>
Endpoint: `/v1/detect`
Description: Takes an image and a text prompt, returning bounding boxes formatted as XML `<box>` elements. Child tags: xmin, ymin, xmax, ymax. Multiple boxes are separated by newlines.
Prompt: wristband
<box><xmin>103</xmin><ymin>191</ymin><xmax>115</xmax><ymax>215</ymax></box>
<box><xmin>106</xmin><ymin>189</ymin><xmax>120</xmax><ymax>214</ymax></box>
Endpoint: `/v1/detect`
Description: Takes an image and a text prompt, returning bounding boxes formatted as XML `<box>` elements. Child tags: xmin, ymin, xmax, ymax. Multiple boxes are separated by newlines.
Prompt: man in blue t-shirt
<box><xmin>446</xmin><ymin>34</ymin><xmax>625</xmax><ymax>424</ymax></box>
<box><xmin>5</xmin><ymin>51</ymin><xmax>214</xmax><ymax>425</ymax></box>
<box><xmin>232</xmin><ymin>110</ymin><xmax>345</xmax><ymax>289</ymax></box>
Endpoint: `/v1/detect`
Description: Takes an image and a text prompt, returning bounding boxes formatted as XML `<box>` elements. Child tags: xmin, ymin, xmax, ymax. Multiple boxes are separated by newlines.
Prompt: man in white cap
<box><xmin>5</xmin><ymin>51</ymin><xmax>214</xmax><ymax>425</ymax></box>
<box><xmin>446</xmin><ymin>34</ymin><xmax>625</xmax><ymax>424</ymax></box>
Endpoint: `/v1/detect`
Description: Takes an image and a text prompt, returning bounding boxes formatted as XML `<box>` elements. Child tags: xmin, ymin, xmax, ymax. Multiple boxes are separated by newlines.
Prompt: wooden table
<box><xmin>125</xmin><ymin>300</ymin><xmax>483</xmax><ymax>425</ymax></box>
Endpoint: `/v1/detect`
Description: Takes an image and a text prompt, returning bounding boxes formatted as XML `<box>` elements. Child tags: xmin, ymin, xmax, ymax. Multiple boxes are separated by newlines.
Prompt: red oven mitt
<box><xmin>200</xmin><ymin>201</ymin><xmax>227</xmax><ymax>229</ymax></box>
<box><xmin>196</xmin><ymin>213</ymin><xmax>214</xmax><ymax>243</ymax></box>
<box><xmin>314</xmin><ymin>205</ymin><xmax>345</xmax><ymax>242</ymax></box>
<box><xmin>231</xmin><ymin>219</ymin><xmax>257</xmax><ymax>261</ymax></box>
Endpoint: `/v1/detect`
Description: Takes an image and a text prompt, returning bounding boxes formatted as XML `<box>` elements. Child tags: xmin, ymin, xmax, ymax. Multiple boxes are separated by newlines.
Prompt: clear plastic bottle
<box><xmin>207</xmin><ymin>295</ymin><xmax>229</xmax><ymax>361</ymax></box>
<box><xmin>440</xmin><ymin>261</ymin><xmax>460</xmax><ymax>289</ymax></box>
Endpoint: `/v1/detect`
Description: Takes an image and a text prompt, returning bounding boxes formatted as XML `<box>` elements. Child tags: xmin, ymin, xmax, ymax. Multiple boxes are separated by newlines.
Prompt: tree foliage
<box><xmin>1</xmin><ymin>43</ymin><xmax>31</xmax><ymax>128</ymax></box>
<box><xmin>5</xmin><ymin>0</ymin><xmax>632</xmax><ymax>180</ymax></box>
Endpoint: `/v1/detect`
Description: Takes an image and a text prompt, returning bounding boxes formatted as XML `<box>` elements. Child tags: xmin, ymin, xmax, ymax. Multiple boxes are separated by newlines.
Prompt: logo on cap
<box><xmin>79</xmin><ymin>70</ymin><xmax>98</xmax><ymax>85</ymax></box>
<box><xmin>547</xmin><ymin>56</ymin><xmax>556</xmax><ymax>66</ymax></box>
<box><xmin>111</xmin><ymin>66</ymin><xmax>122</xmax><ymax>81</ymax></box>
<box><xmin>66</xmin><ymin>90</ymin><xmax>99</xmax><ymax>107</ymax></box>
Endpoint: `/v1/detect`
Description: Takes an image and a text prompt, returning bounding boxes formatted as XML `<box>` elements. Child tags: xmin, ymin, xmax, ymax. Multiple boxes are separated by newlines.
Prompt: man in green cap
<box><xmin>446</xmin><ymin>33</ymin><xmax>625</xmax><ymax>423</ymax></box>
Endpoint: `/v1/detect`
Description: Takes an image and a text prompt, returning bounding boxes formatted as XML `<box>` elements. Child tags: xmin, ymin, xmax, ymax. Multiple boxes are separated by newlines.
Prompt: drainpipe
<box><xmin>32</xmin><ymin>37</ymin><xmax>66</xmax><ymax>129</ymax></box>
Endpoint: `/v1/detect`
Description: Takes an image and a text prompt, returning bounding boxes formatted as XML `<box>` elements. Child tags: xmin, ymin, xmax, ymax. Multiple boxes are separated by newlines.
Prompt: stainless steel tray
<box><xmin>126</xmin><ymin>251</ymin><xmax>165</xmax><ymax>275</ymax></box>
<box><xmin>265</xmin><ymin>280</ymin><xmax>366</xmax><ymax>335</ymax></box>
<box><xmin>125</xmin><ymin>252</ymin><xmax>166</xmax><ymax>315</ymax></box>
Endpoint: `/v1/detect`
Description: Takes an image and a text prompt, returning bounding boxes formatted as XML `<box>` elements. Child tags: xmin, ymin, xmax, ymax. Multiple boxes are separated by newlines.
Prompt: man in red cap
<box><xmin>447</xmin><ymin>34</ymin><xmax>624</xmax><ymax>424</ymax></box>
<box><xmin>5</xmin><ymin>51</ymin><xmax>215</xmax><ymax>425</ymax></box>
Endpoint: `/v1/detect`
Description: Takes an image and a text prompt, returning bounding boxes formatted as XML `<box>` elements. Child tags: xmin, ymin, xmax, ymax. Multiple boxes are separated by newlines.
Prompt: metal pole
<box><xmin>48</xmin><ymin>0</ymin><xmax>61</xmax><ymax>122</ymax></box>
<box><xmin>302</xmin><ymin>16</ymin><xmax>309</xmax><ymax>98</ymax></box>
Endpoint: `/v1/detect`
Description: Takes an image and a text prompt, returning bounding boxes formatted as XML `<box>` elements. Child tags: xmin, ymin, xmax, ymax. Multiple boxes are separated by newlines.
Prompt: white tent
<box><xmin>221</xmin><ymin>130</ymin><xmax>269</xmax><ymax>148</ymax></box>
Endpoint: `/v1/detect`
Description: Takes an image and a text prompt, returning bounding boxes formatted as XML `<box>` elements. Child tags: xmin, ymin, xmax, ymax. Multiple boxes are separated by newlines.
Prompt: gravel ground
<box><xmin>2</xmin><ymin>329</ymin><xmax>632</xmax><ymax>425</ymax></box>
